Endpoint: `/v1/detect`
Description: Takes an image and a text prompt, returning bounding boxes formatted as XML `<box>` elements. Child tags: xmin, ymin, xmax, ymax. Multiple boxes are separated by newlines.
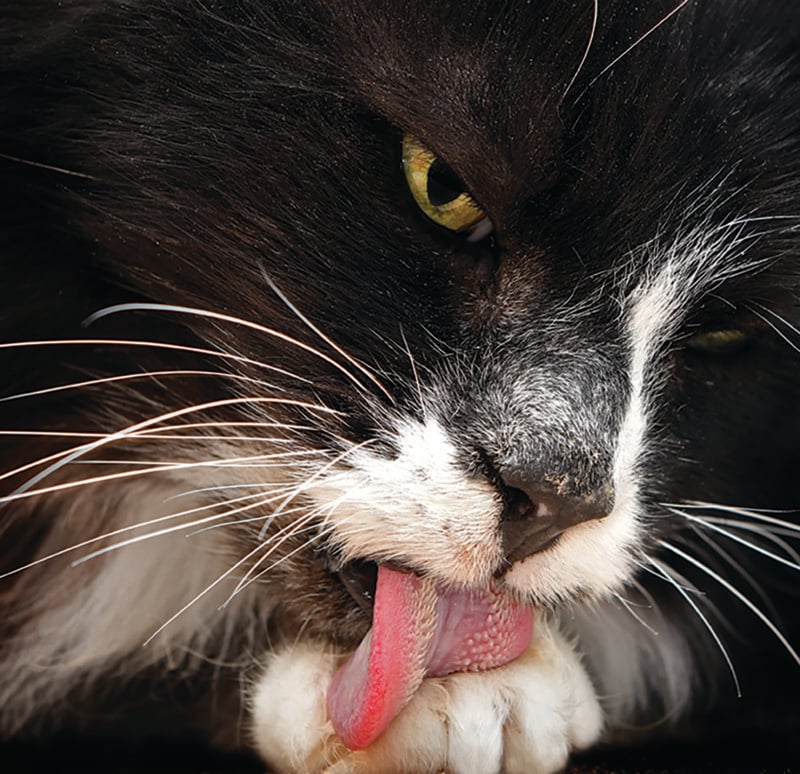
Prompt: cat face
<box><xmin>3</xmin><ymin>0</ymin><xmax>799</xmax><ymax>675</ymax></box>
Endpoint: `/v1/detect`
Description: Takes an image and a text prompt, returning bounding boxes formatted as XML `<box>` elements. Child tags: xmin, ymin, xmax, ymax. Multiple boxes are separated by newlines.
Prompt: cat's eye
<box><xmin>685</xmin><ymin>328</ymin><xmax>750</xmax><ymax>355</ymax></box>
<box><xmin>402</xmin><ymin>134</ymin><xmax>493</xmax><ymax>241</ymax></box>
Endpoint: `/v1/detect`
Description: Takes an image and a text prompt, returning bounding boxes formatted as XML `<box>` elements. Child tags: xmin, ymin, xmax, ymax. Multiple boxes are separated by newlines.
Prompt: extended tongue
<box><xmin>327</xmin><ymin>565</ymin><xmax>533</xmax><ymax>750</ymax></box>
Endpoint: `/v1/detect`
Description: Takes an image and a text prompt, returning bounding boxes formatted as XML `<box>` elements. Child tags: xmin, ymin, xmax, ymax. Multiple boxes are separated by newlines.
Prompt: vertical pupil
<box><xmin>426</xmin><ymin>158</ymin><xmax>467</xmax><ymax>206</ymax></box>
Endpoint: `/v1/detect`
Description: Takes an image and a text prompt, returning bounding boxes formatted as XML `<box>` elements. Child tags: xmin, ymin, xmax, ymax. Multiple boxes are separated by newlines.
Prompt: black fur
<box><xmin>1</xmin><ymin>0</ymin><xmax>799</xmax><ymax>766</ymax></box>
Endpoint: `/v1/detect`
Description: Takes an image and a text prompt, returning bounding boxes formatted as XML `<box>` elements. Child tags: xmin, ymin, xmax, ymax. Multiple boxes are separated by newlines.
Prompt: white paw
<box><xmin>251</xmin><ymin>619</ymin><xmax>603</xmax><ymax>774</ymax></box>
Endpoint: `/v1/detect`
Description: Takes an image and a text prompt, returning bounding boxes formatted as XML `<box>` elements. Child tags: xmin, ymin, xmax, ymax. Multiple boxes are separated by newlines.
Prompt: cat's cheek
<box><xmin>249</xmin><ymin>621</ymin><xmax>604</xmax><ymax>774</ymax></box>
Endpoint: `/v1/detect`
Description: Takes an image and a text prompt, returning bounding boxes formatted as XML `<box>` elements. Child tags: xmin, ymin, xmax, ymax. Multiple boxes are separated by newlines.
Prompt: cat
<box><xmin>1</xmin><ymin>0</ymin><xmax>799</xmax><ymax>772</ymax></box>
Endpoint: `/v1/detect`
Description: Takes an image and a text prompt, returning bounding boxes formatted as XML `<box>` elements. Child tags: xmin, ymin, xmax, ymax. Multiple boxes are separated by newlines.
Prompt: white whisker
<box><xmin>584</xmin><ymin>0</ymin><xmax>694</xmax><ymax>90</ymax></box>
<box><xmin>649</xmin><ymin>558</ymin><xmax>741</xmax><ymax>697</ymax></box>
<box><xmin>262</xmin><ymin>274</ymin><xmax>395</xmax><ymax>404</ymax></box>
<box><xmin>677</xmin><ymin>510</ymin><xmax>800</xmax><ymax>573</ymax></box>
<box><xmin>561</xmin><ymin>0</ymin><xmax>598</xmax><ymax>101</ymax></box>
<box><xmin>660</xmin><ymin>540</ymin><xmax>800</xmax><ymax>667</ymax></box>
<box><xmin>0</xmin><ymin>337</ymin><xmax>310</xmax><ymax>384</ymax></box>
<box><xmin>84</xmin><ymin>299</ymin><xmax>391</xmax><ymax>402</ymax></box>
<box><xmin>0</xmin><ymin>369</ymin><xmax>285</xmax><ymax>404</ymax></box>
<box><xmin>3</xmin><ymin>395</ymin><xmax>338</xmax><ymax>498</ymax></box>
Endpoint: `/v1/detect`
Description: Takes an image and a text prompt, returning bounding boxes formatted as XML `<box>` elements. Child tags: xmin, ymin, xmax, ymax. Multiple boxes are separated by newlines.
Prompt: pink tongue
<box><xmin>327</xmin><ymin>566</ymin><xmax>533</xmax><ymax>750</ymax></box>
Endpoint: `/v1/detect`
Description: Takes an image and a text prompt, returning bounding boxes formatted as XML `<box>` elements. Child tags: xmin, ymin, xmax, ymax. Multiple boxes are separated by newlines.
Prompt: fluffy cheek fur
<box><xmin>313</xmin><ymin>417</ymin><xmax>504</xmax><ymax>586</ymax></box>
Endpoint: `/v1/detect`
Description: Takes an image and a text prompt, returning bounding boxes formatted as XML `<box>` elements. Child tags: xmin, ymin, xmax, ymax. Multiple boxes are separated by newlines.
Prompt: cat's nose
<box><xmin>499</xmin><ymin>475</ymin><xmax>612</xmax><ymax>565</ymax></box>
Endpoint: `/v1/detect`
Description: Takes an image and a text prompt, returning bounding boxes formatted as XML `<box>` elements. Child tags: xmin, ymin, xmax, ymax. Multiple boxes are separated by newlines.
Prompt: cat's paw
<box><xmin>251</xmin><ymin>617</ymin><xmax>602</xmax><ymax>774</ymax></box>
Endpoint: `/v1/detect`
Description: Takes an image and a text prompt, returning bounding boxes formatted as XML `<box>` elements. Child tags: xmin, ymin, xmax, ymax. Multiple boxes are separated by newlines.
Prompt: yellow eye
<box><xmin>402</xmin><ymin>134</ymin><xmax>492</xmax><ymax>239</ymax></box>
<box><xmin>686</xmin><ymin>328</ymin><xmax>750</xmax><ymax>354</ymax></box>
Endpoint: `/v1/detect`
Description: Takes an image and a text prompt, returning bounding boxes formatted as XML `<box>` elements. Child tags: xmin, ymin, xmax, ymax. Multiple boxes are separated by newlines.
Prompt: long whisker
<box><xmin>749</xmin><ymin>305</ymin><xmax>800</xmax><ymax>354</ymax></box>
<box><xmin>71</xmin><ymin>491</ymin><xmax>297</xmax><ymax>567</ymax></box>
<box><xmin>560</xmin><ymin>0</ymin><xmax>599</xmax><ymax>102</ymax></box>
<box><xmin>84</xmin><ymin>301</ymin><xmax>387</xmax><ymax>400</ymax></box>
<box><xmin>255</xmin><ymin>438</ymin><xmax>373</xmax><ymax>541</ymax></box>
<box><xmin>142</xmin><ymin>538</ymin><xmax>270</xmax><ymax>647</ymax></box>
<box><xmin>3</xmin><ymin>395</ymin><xmax>338</xmax><ymax>496</ymax></box>
<box><xmin>613</xmin><ymin>591</ymin><xmax>659</xmax><ymax>636</ymax></box>
<box><xmin>0</xmin><ymin>337</ymin><xmax>309</xmax><ymax>384</ymax></box>
<box><xmin>0</xmin><ymin>369</ymin><xmax>286</xmax><ymax>404</ymax></box>
<box><xmin>659</xmin><ymin>540</ymin><xmax>800</xmax><ymax>666</ymax></box>
<box><xmin>0</xmin><ymin>151</ymin><xmax>100</xmax><ymax>180</ymax></box>
<box><xmin>670</xmin><ymin>501</ymin><xmax>800</xmax><ymax>536</ymax></box>
<box><xmin>262</xmin><ymin>273</ymin><xmax>395</xmax><ymax>404</ymax></box>
<box><xmin>649</xmin><ymin>557</ymin><xmax>741</xmax><ymax>697</ymax></box>
<box><xmin>698</xmin><ymin>519</ymin><xmax>800</xmax><ymax>563</ymax></box>
<box><xmin>0</xmin><ymin>420</ymin><xmax>316</xmax><ymax>442</ymax></box>
<box><xmin>0</xmin><ymin>447</ymin><xmax>318</xmax><ymax>505</ymax></box>
<box><xmin>582</xmin><ymin>0</ymin><xmax>694</xmax><ymax>91</ymax></box>
<box><xmin>225</xmin><ymin>505</ymin><xmax>348</xmax><ymax>604</ymax></box>
<box><xmin>398</xmin><ymin>325</ymin><xmax>427</xmax><ymax>420</ymax></box>
<box><xmin>677</xmin><ymin>510</ymin><xmax>800</xmax><ymax>573</ymax></box>
<box><xmin>0</xmin><ymin>485</ymin><xmax>293</xmax><ymax>581</ymax></box>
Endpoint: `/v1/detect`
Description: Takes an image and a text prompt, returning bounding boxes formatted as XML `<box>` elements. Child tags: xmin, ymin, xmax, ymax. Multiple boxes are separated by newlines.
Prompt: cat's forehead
<box><xmin>321</xmin><ymin>0</ymin><xmax>732</xmax><ymax>225</ymax></box>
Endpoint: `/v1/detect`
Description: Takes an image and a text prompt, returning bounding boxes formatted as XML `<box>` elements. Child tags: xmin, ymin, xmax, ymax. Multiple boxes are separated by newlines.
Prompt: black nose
<box><xmin>499</xmin><ymin>475</ymin><xmax>612</xmax><ymax>565</ymax></box>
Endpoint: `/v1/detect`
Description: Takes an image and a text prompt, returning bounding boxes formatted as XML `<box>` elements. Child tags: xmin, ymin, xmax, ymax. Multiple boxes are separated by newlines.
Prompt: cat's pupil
<box><xmin>427</xmin><ymin>158</ymin><xmax>468</xmax><ymax>206</ymax></box>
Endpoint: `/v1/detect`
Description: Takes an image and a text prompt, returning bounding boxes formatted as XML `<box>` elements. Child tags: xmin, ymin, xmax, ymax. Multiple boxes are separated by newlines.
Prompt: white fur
<box><xmin>311</xmin><ymin>416</ymin><xmax>504</xmax><ymax>586</ymax></box>
<box><xmin>0</xmin><ymin>479</ymin><xmax>266</xmax><ymax>734</ymax></box>
<box><xmin>251</xmin><ymin>616</ymin><xmax>603</xmax><ymax>774</ymax></box>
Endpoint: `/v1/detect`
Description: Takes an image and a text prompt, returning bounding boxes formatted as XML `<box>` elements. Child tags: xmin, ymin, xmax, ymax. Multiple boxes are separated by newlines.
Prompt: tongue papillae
<box><xmin>327</xmin><ymin>565</ymin><xmax>533</xmax><ymax>751</ymax></box>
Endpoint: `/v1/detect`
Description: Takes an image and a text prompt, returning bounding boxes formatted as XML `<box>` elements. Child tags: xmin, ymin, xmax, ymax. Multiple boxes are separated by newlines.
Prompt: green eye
<box><xmin>686</xmin><ymin>328</ymin><xmax>750</xmax><ymax>354</ymax></box>
<box><xmin>402</xmin><ymin>134</ymin><xmax>491</xmax><ymax>238</ymax></box>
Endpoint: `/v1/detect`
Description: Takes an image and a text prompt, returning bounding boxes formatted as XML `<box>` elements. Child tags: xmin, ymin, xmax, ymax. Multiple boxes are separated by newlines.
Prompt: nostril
<box><xmin>502</xmin><ymin>486</ymin><xmax>539</xmax><ymax>522</ymax></box>
<box><xmin>498</xmin><ymin>479</ymin><xmax>611</xmax><ymax>566</ymax></box>
<box><xmin>500</xmin><ymin>486</ymin><xmax>562</xmax><ymax>565</ymax></box>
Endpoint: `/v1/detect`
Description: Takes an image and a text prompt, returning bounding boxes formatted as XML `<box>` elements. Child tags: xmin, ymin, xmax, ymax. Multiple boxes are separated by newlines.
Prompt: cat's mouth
<box><xmin>336</xmin><ymin>559</ymin><xmax>379</xmax><ymax>617</ymax></box>
<box><xmin>328</xmin><ymin>560</ymin><xmax>534</xmax><ymax>751</ymax></box>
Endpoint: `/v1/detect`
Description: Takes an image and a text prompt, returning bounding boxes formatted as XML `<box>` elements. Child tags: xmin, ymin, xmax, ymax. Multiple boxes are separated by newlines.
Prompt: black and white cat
<box><xmin>1</xmin><ymin>1</ymin><xmax>799</xmax><ymax>771</ymax></box>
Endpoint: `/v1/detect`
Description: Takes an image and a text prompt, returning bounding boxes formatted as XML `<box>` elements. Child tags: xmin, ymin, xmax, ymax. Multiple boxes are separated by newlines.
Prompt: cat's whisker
<box><xmin>0</xmin><ymin>337</ymin><xmax>310</xmax><ymax>384</ymax></box>
<box><xmin>222</xmin><ymin>511</ymin><xmax>325</xmax><ymax>606</ymax></box>
<box><xmin>582</xmin><ymin>0</ymin><xmax>694</xmax><ymax>92</ymax></box>
<box><xmin>649</xmin><ymin>557</ymin><xmax>741</xmax><ymax>697</ymax></box>
<box><xmin>681</xmin><ymin>519</ymin><xmax>779</xmax><ymax>624</ymax></box>
<box><xmin>262</xmin><ymin>273</ymin><xmax>395</xmax><ymax>405</ymax></box>
<box><xmin>669</xmin><ymin>501</ymin><xmax>800</xmax><ymax>536</ymax></box>
<box><xmin>186</xmin><ymin>502</ymin><xmax>310</xmax><ymax>538</ymax></box>
<box><xmin>698</xmin><ymin>519</ymin><xmax>800</xmax><ymax>561</ymax></box>
<box><xmin>233</xmin><ymin>451</ymin><xmax>373</xmax><ymax>592</ymax></box>
<box><xmin>0</xmin><ymin>447</ymin><xmax>321</xmax><ymax>506</ymax></box>
<box><xmin>142</xmin><ymin>538</ymin><xmax>272</xmax><ymax>647</ymax></box>
<box><xmin>3</xmin><ymin>394</ymin><xmax>338</xmax><ymax>497</ymax></box>
<box><xmin>659</xmin><ymin>540</ymin><xmax>800</xmax><ymax>667</ymax></box>
<box><xmin>676</xmin><ymin>510</ymin><xmax>800</xmax><ymax>573</ymax></box>
<box><xmin>164</xmin><ymin>480</ymin><xmax>295</xmax><ymax>500</ymax></box>
<box><xmin>560</xmin><ymin>0</ymin><xmax>598</xmax><ymax>102</ymax></box>
<box><xmin>255</xmin><ymin>438</ymin><xmax>375</xmax><ymax>541</ymax></box>
<box><xmin>613</xmin><ymin>591</ymin><xmax>659</xmax><ymax>636</ymax></box>
<box><xmin>634</xmin><ymin>558</ymin><xmax>703</xmax><ymax>595</ymax></box>
<box><xmin>0</xmin><ymin>420</ymin><xmax>316</xmax><ymax>443</ymax></box>
<box><xmin>84</xmin><ymin>299</ymin><xmax>391</xmax><ymax>403</ymax></box>
<box><xmin>75</xmin><ymin>449</ymin><xmax>314</xmax><ymax>467</ymax></box>
<box><xmin>71</xmin><ymin>490</ymin><xmax>297</xmax><ymax>567</ymax></box>
<box><xmin>0</xmin><ymin>369</ymin><xmax>286</xmax><ymax>405</ymax></box>
<box><xmin>0</xmin><ymin>485</ymin><xmax>296</xmax><ymax>581</ymax></box>
<box><xmin>227</xmin><ymin>506</ymin><xmax>349</xmax><ymax>604</ymax></box>
<box><xmin>750</xmin><ymin>303</ymin><xmax>800</xmax><ymax>352</ymax></box>
<box><xmin>398</xmin><ymin>325</ymin><xmax>427</xmax><ymax>420</ymax></box>
<box><xmin>0</xmin><ymin>151</ymin><xmax>100</xmax><ymax>180</ymax></box>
